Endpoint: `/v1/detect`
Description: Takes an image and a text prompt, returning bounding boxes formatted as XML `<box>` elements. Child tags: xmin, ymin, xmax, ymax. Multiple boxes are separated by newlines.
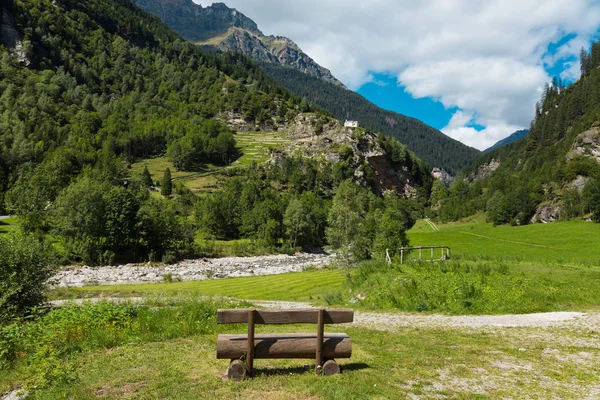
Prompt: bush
<box><xmin>0</xmin><ymin>233</ymin><xmax>56</xmax><ymax>323</ymax></box>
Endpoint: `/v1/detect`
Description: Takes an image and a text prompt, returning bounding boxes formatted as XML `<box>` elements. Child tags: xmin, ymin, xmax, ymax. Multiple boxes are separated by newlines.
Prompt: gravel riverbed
<box><xmin>52</xmin><ymin>252</ymin><xmax>334</xmax><ymax>287</ymax></box>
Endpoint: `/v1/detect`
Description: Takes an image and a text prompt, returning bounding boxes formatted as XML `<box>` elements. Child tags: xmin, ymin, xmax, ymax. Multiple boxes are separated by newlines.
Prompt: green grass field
<box><xmin>232</xmin><ymin>131</ymin><xmax>290</xmax><ymax>166</ymax></box>
<box><xmin>408</xmin><ymin>216</ymin><xmax>600</xmax><ymax>265</ymax></box>
<box><xmin>61</xmin><ymin>269</ymin><xmax>346</xmax><ymax>303</ymax></box>
<box><xmin>129</xmin><ymin>131</ymin><xmax>289</xmax><ymax>193</ymax></box>
<box><xmin>130</xmin><ymin>157</ymin><xmax>225</xmax><ymax>194</ymax></box>
<box><xmin>4</xmin><ymin>219</ymin><xmax>600</xmax><ymax>398</ymax></box>
<box><xmin>0</xmin><ymin>217</ymin><xmax>18</xmax><ymax>235</ymax></box>
<box><xmin>2</xmin><ymin>299</ymin><xmax>598</xmax><ymax>399</ymax></box>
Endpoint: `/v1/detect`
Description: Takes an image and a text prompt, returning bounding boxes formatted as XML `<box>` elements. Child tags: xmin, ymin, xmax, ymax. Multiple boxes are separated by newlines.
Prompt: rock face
<box><xmin>1</xmin><ymin>5</ymin><xmax>31</xmax><ymax>66</ymax></box>
<box><xmin>473</xmin><ymin>159</ymin><xmax>500</xmax><ymax>181</ymax></box>
<box><xmin>132</xmin><ymin>0</ymin><xmax>346</xmax><ymax>88</ymax></box>
<box><xmin>0</xmin><ymin>5</ymin><xmax>21</xmax><ymax>49</ymax></box>
<box><xmin>278</xmin><ymin>113</ymin><xmax>420</xmax><ymax>197</ymax></box>
<box><xmin>567</xmin><ymin>127</ymin><xmax>600</xmax><ymax>163</ymax></box>
<box><xmin>431</xmin><ymin>167</ymin><xmax>454</xmax><ymax>187</ymax></box>
<box><xmin>531</xmin><ymin>202</ymin><xmax>561</xmax><ymax>224</ymax></box>
<box><xmin>133</xmin><ymin>0</ymin><xmax>260</xmax><ymax>41</ymax></box>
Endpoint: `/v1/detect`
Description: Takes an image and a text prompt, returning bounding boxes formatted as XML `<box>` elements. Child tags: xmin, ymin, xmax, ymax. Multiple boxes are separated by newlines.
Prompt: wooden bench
<box><xmin>216</xmin><ymin>307</ymin><xmax>354</xmax><ymax>380</ymax></box>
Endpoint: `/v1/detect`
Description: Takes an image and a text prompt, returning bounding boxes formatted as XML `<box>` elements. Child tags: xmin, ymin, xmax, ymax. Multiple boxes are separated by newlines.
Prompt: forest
<box><xmin>1</xmin><ymin>0</ymin><xmax>598</xmax><ymax>270</ymax></box>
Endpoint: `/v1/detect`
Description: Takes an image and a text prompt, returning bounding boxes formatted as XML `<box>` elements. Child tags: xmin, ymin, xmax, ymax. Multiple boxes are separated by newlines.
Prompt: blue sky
<box><xmin>207</xmin><ymin>0</ymin><xmax>600</xmax><ymax>150</ymax></box>
<box><xmin>357</xmin><ymin>31</ymin><xmax>590</xmax><ymax>135</ymax></box>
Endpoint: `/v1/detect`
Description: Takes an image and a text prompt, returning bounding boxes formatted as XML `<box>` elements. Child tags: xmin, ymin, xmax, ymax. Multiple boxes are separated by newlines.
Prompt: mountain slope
<box><xmin>483</xmin><ymin>129</ymin><xmax>529</xmax><ymax>153</ymax></box>
<box><xmin>262</xmin><ymin>64</ymin><xmax>481</xmax><ymax>174</ymax></box>
<box><xmin>132</xmin><ymin>0</ymin><xmax>345</xmax><ymax>88</ymax></box>
<box><xmin>132</xmin><ymin>1</ymin><xmax>481</xmax><ymax>173</ymax></box>
<box><xmin>0</xmin><ymin>0</ymin><xmax>317</xmax><ymax>218</ymax></box>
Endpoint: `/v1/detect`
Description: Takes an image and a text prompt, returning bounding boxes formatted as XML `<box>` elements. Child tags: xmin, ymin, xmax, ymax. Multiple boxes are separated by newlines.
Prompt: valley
<box><xmin>1</xmin><ymin>0</ymin><xmax>600</xmax><ymax>399</ymax></box>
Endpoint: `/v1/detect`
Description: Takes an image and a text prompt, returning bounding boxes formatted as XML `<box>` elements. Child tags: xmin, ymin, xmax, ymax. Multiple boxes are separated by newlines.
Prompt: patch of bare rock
<box><xmin>52</xmin><ymin>252</ymin><xmax>334</xmax><ymax>287</ymax></box>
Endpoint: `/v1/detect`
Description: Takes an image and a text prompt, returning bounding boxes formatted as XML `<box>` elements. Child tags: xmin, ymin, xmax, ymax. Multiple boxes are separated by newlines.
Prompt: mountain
<box><xmin>483</xmin><ymin>129</ymin><xmax>529</xmax><ymax>153</ymax></box>
<box><xmin>262</xmin><ymin>64</ymin><xmax>481</xmax><ymax>174</ymax></box>
<box><xmin>132</xmin><ymin>0</ymin><xmax>346</xmax><ymax>88</ymax></box>
<box><xmin>133</xmin><ymin>1</ymin><xmax>481</xmax><ymax>173</ymax></box>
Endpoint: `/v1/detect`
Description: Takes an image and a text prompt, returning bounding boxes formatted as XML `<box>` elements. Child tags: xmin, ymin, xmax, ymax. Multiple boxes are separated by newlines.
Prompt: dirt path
<box><xmin>50</xmin><ymin>298</ymin><xmax>591</xmax><ymax>330</ymax></box>
<box><xmin>424</xmin><ymin>218</ymin><xmax>440</xmax><ymax>231</ymax></box>
<box><xmin>249</xmin><ymin>300</ymin><xmax>592</xmax><ymax>330</ymax></box>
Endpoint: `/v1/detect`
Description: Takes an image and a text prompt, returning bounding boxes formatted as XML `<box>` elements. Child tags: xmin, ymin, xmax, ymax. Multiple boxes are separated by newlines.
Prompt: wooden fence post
<box><xmin>315</xmin><ymin>307</ymin><xmax>324</xmax><ymax>375</ymax></box>
<box><xmin>247</xmin><ymin>308</ymin><xmax>255</xmax><ymax>377</ymax></box>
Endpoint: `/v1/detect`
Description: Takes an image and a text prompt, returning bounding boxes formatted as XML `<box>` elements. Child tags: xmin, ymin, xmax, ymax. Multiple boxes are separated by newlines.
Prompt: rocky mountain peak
<box><xmin>133</xmin><ymin>0</ymin><xmax>346</xmax><ymax>88</ymax></box>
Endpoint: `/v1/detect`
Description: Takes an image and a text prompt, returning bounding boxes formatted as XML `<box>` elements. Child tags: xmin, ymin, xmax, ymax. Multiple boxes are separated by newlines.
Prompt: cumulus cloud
<box><xmin>196</xmin><ymin>0</ymin><xmax>600</xmax><ymax>150</ymax></box>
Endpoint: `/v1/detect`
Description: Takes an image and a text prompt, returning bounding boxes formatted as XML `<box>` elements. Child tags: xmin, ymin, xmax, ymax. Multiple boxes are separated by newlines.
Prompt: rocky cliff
<box><xmin>133</xmin><ymin>0</ymin><xmax>260</xmax><ymax>41</ymax></box>
<box><xmin>280</xmin><ymin>113</ymin><xmax>420</xmax><ymax>197</ymax></box>
<box><xmin>132</xmin><ymin>0</ymin><xmax>346</xmax><ymax>88</ymax></box>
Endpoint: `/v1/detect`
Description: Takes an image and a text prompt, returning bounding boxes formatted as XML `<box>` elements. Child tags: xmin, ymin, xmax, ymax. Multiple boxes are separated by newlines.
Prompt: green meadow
<box><xmin>409</xmin><ymin>215</ymin><xmax>600</xmax><ymax>265</ymax></box>
<box><xmin>129</xmin><ymin>131</ymin><xmax>290</xmax><ymax>194</ymax></box>
<box><xmin>0</xmin><ymin>217</ymin><xmax>18</xmax><ymax>235</ymax></box>
<box><xmin>3</xmin><ymin>218</ymin><xmax>600</xmax><ymax>399</ymax></box>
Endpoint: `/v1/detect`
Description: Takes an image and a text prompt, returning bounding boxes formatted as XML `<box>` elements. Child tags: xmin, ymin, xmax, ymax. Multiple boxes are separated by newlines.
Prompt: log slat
<box><xmin>217</xmin><ymin>308</ymin><xmax>354</xmax><ymax>325</ymax></box>
<box><xmin>216</xmin><ymin>333</ymin><xmax>352</xmax><ymax>359</ymax></box>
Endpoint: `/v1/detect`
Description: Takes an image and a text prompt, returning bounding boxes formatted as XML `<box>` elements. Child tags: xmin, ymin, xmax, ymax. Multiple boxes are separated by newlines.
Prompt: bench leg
<box><xmin>322</xmin><ymin>359</ymin><xmax>340</xmax><ymax>376</ymax></box>
<box><xmin>227</xmin><ymin>359</ymin><xmax>246</xmax><ymax>381</ymax></box>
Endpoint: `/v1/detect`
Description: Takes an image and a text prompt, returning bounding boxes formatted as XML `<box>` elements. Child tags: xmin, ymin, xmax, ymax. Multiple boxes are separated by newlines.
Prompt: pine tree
<box><xmin>141</xmin><ymin>165</ymin><xmax>153</xmax><ymax>187</ymax></box>
<box><xmin>161</xmin><ymin>168</ymin><xmax>172</xmax><ymax>196</ymax></box>
<box><xmin>580</xmin><ymin>47</ymin><xmax>590</xmax><ymax>77</ymax></box>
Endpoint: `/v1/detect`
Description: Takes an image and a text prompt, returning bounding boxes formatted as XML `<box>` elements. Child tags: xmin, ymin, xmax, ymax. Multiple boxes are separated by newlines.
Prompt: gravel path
<box><xmin>255</xmin><ymin>300</ymin><xmax>592</xmax><ymax>330</ymax></box>
<box><xmin>52</xmin><ymin>253</ymin><xmax>334</xmax><ymax>287</ymax></box>
<box><xmin>48</xmin><ymin>297</ymin><xmax>593</xmax><ymax>331</ymax></box>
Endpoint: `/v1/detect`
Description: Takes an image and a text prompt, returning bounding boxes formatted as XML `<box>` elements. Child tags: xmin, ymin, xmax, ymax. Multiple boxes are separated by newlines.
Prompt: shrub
<box><xmin>0</xmin><ymin>233</ymin><xmax>56</xmax><ymax>323</ymax></box>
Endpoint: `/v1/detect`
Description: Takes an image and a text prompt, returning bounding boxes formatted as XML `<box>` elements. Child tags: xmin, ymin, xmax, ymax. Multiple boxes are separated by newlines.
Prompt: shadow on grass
<box><xmin>254</xmin><ymin>362</ymin><xmax>369</xmax><ymax>377</ymax></box>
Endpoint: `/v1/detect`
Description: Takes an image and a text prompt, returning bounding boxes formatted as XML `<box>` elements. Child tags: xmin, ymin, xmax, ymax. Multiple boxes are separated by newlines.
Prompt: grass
<box><xmin>130</xmin><ymin>157</ymin><xmax>227</xmax><ymax>194</ymax></box>
<box><xmin>2</xmin><ymin>298</ymin><xmax>599</xmax><ymax>399</ymax></box>
<box><xmin>129</xmin><ymin>131</ymin><xmax>289</xmax><ymax>193</ymax></box>
<box><xmin>409</xmin><ymin>217</ymin><xmax>600</xmax><ymax>265</ymax></box>
<box><xmin>64</xmin><ymin>269</ymin><xmax>346</xmax><ymax>303</ymax></box>
<box><xmin>0</xmin><ymin>217</ymin><xmax>18</xmax><ymax>235</ymax></box>
<box><xmin>232</xmin><ymin>131</ymin><xmax>290</xmax><ymax>166</ymax></box>
<box><xmin>5</xmin><ymin>218</ymin><xmax>600</xmax><ymax>398</ymax></box>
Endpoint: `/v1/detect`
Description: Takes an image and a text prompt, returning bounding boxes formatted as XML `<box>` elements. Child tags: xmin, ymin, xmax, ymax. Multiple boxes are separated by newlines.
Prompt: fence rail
<box><xmin>385</xmin><ymin>246</ymin><xmax>451</xmax><ymax>265</ymax></box>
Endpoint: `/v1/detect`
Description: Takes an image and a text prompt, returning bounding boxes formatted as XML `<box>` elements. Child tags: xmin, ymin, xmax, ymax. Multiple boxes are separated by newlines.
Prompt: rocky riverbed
<box><xmin>52</xmin><ymin>252</ymin><xmax>334</xmax><ymax>287</ymax></box>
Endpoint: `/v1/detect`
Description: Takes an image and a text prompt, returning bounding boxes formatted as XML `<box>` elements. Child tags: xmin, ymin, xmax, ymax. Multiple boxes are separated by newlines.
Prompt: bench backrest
<box><xmin>217</xmin><ymin>308</ymin><xmax>354</xmax><ymax>325</ymax></box>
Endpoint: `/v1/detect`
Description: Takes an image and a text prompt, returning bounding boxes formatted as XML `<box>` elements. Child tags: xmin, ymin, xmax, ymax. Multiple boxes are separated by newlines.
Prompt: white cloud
<box><xmin>196</xmin><ymin>0</ymin><xmax>600</xmax><ymax>150</ymax></box>
<box><xmin>442</xmin><ymin>110</ymin><xmax>524</xmax><ymax>150</ymax></box>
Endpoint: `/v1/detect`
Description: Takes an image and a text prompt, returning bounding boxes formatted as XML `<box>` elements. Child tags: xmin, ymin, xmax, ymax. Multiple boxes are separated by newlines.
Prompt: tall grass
<box><xmin>0</xmin><ymin>296</ymin><xmax>250</xmax><ymax>392</ymax></box>
<box><xmin>344</xmin><ymin>259</ymin><xmax>530</xmax><ymax>314</ymax></box>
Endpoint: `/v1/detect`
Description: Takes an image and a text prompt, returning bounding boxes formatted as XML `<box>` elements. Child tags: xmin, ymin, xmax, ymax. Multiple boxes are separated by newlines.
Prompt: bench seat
<box><xmin>217</xmin><ymin>333</ymin><xmax>352</xmax><ymax>359</ymax></box>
